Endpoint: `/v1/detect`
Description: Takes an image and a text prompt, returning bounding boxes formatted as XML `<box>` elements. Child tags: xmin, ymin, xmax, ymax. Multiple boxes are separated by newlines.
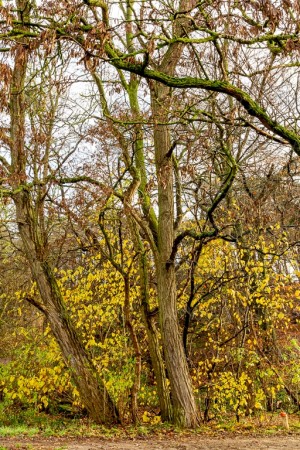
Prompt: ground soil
<box><xmin>0</xmin><ymin>435</ymin><xmax>300</xmax><ymax>450</ymax></box>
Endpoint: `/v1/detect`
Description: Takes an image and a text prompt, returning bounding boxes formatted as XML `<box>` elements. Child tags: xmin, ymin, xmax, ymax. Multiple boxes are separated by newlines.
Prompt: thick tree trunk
<box><xmin>129</xmin><ymin>220</ymin><xmax>172</xmax><ymax>421</ymax></box>
<box><xmin>14</xmin><ymin>193</ymin><xmax>119</xmax><ymax>424</ymax></box>
<box><xmin>144</xmin><ymin>313</ymin><xmax>172</xmax><ymax>421</ymax></box>
<box><xmin>138</xmin><ymin>252</ymin><xmax>173</xmax><ymax>421</ymax></box>
<box><xmin>145</xmin><ymin>0</ymin><xmax>200</xmax><ymax>423</ymax></box>
<box><xmin>10</xmin><ymin>37</ymin><xmax>118</xmax><ymax>425</ymax></box>
<box><xmin>152</xmin><ymin>90</ymin><xmax>200</xmax><ymax>427</ymax></box>
<box><xmin>157</xmin><ymin>261</ymin><xmax>199</xmax><ymax>427</ymax></box>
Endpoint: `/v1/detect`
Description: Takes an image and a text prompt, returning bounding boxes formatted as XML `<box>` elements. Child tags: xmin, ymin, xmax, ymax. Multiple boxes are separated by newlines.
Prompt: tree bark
<box><xmin>151</xmin><ymin>89</ymin><xmax>200</xmax><ymax>427</ymax></box>
<box><xmin>146</xmin><ymin>0</ymin><xmax>200</xmax><ymax>426</ymax></box>
<box><xmin>9</xmin><ymin>24</ymin><xmax>118</xmax><ymax>424</ymax></box>
<box><xmin>16</xmin><ymin>211</ymin><xmax>119</xmax><ymax>424</ymax></box>
<box><xmin>134</xmin><ymin>234</ymin><xmax>172</xmax><ymax>421</ymax></box>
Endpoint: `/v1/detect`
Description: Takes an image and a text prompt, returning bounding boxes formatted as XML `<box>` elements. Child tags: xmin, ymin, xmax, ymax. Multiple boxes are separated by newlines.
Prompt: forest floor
<box><xmin>0</xmin><ymin>432</ymin><xmax>300</xmax><ymax>450</ymax></box>
<box><xmin>1</xmin><ymin>412</ymin><xmax>300</xmax><ymax>450</ymax></box>
<box><xmin>0</xmin><ymin>434</ymin><xmax>300</xmax><ymax>450</ymax></box>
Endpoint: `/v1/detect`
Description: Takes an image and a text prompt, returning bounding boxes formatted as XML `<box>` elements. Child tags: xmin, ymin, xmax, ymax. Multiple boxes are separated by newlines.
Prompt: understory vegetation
<box><xmin>1</xmin><ymin>0</ymin><xmax>300</xmax><ymax>429</ymax></box>
<box><xmin>1</xmin><ymin>229</ymin><xmax>300</xmax><ymax>425</ymax></box>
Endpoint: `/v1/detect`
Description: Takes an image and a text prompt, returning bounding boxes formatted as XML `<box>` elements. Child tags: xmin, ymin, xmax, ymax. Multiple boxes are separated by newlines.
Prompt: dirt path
<box><xmin>0</xmin><ymin>435</ymin><xmax>300</xmax><ymax>450</ymax></box>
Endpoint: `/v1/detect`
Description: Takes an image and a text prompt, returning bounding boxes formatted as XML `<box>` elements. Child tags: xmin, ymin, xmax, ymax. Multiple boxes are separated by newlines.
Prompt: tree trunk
<box><xmin>14</xmin><ymin>194</ymin><xmax>119</xmax><ymax>424</ymax></box>
<box><xmin>152</xmin><ymin>90</ymin><xmax>200</xmax><ymax>427</ymax></box>
<box><xmin>10</xmin><ymin>35</ymin><xmax>118</xmax><ymax>425</ymax></box>
<box><xmin>129</xmin><ymin>220</ymin><xmax>172</xmax><ymax>421</ymax></box>
<box><xmin>123</xmin><ymin>274</ymin><xmax>141</xmax><ymax>423</ymax></box>
<box><xmin>145</xmin><ymin>0</ymin><xmax>200</xmax><ymax>425</ymax></box>
<box><xmin>138</xmin><ymin>251</ymin><xmax>173</xmax><ymax>421</ymax></box>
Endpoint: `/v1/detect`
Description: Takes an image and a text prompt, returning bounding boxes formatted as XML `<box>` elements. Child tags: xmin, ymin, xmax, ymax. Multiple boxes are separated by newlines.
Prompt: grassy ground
<box><xmin>0</xmin><ymin>406</ymin><xmax>300</xmax><ymax>439</ymax></box>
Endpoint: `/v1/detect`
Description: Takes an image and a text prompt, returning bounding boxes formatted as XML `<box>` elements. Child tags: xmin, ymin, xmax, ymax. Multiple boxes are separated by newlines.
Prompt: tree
<box><xmin>0</xmin><ymin>1</ymin><xmax>119</xmax><ymax>424</ymax></box>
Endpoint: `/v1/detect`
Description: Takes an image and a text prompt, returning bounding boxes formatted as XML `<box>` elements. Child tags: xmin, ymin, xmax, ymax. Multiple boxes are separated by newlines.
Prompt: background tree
<box><xmin>0</xmin><ymin>1</ymin><xmax>119</xmax><ymax>424</ymax></box>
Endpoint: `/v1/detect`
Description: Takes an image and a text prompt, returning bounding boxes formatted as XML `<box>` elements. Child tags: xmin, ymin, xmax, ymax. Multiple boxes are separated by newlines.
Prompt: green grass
<box><xmin>0</xmin><ymin>404</ymin><xmax>300</xmax><ymax>439</ymax></box>
<box><xmin>0</xmin><ymin>425</ymin><xmax>39</xmax><ymax>437</ymax></box>
<box><xmin>0</xmin><ymin>404</ymin><xmax>123</xmax><ymax>438</ymax></box>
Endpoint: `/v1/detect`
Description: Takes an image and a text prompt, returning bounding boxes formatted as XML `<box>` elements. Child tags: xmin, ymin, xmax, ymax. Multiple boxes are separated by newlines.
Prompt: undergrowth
<box><xmin>0</xmin><ymin>404</ymin><xmax>300</xmax><ymax>438</ymax></box>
